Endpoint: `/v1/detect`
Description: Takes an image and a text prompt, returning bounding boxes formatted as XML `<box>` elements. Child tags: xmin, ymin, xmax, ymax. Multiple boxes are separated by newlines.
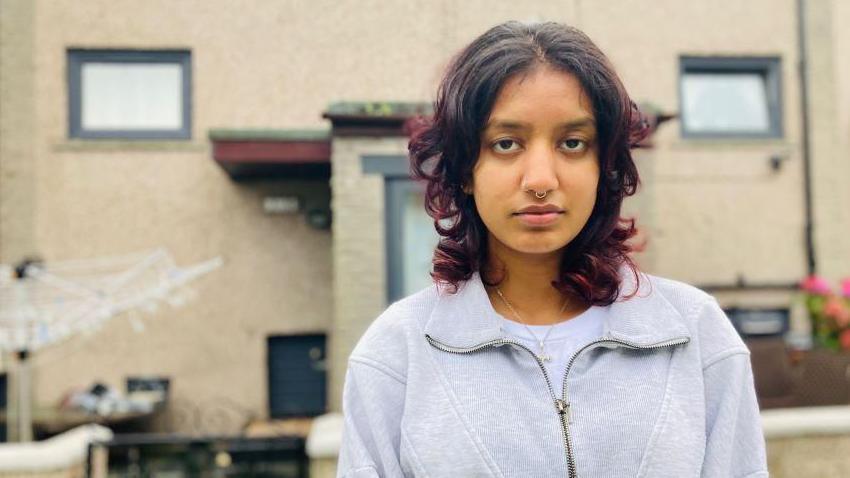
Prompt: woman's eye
<box><xmin>561</xmin><ymin>138</ymin><xmax>587</xmax><ymax>152</ymax></box>
<box><xmin>492</xmin><ymin>139</ymin><xmax>521</xmax><ymax>153</ymax></box>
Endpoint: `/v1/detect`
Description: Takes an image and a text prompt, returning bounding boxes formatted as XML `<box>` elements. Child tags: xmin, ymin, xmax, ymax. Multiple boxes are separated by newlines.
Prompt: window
<box><xmin>679</xmin><ymin>57</ymin><xmax>782</xmax><ymax>138</ymax></box>
<box><xmin>724</xmin><ymin>308</ymin><xmax>789</xmax><ymax>338</ymax></box>
<box><xmin>68</xmin><ymin>50</ymin><xmax>191</xmax><ymax>139</ymax></box>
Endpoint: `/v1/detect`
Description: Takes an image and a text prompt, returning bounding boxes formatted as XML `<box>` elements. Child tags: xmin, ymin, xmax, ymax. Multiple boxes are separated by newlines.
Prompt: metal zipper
<box><xmin>425</xmin><ymin>335</ymin><xmax>570</xmax><ymax>476</ymax></box>
<box><xmin>425</xmin><ymin>333</ymin><xmax>690</xmax><ymax>478</ymax></box>
<box><xmin>558</xmin><ymin>335</ymin><xmax>691</xmax><ymax>478</ymax></box>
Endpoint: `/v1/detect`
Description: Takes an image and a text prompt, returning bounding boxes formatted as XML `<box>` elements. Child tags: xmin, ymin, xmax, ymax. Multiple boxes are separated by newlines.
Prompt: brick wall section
<box><xmin>329</xmin><ymin>136</ymin><xmax>408</xmax><ymax>411</ymax></box>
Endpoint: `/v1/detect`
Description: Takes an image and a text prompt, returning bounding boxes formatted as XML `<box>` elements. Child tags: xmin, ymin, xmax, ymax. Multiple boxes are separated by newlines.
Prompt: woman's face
<box><xmin>469</xmin><ymin>65</ymin><xmax>600</xmax><ymax>260</ymax></box>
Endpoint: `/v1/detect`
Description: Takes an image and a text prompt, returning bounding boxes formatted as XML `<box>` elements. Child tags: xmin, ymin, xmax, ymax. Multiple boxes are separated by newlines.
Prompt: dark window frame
<box><xmin>679</xmin><ymin>56</ymin><xmax>783</xmax><ymax>139</ymax></box>
<box><xmin>67</xmin><ymin>49</ymin><xmax>192</xmax><ymax>140</ymax></box>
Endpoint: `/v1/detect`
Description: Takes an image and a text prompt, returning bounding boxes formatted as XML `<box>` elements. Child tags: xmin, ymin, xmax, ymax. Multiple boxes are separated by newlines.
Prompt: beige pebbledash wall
<box><xmin>838</xmin><ymin>0</ymin><xmax>850</xmax><ymax>151</ymax></box>
<box><xmin>0</xmin><ymin>0</ymin><xmax>38</xmax><ymax>267</ymax></box>
<box><xmin>809</xmin><ymin>0</ymin><xmax>850</xmax><ymax>282</ymax></box>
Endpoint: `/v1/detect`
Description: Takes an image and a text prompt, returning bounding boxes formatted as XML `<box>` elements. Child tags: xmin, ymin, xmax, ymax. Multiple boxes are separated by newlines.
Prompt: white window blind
<box><xmin>682</xmin><ymin>72</ymin><xmax>770</xmax><ymax>133</ymax></box>
<box><xmin>81</xmin><ymin>63</ymin><xmax>183</xmax><ymax>130</ymax></box>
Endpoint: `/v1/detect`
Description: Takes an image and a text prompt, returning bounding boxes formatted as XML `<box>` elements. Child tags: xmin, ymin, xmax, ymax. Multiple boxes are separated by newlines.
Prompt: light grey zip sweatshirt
<box><xmin>338</xmin><ymin>270</ymin><xmax>768</xmax><ymax>477</ymax></box>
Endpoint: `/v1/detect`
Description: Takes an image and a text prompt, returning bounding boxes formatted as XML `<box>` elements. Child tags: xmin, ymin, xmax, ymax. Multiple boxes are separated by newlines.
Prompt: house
<box><xmin>0</xmin><ymin>0</ymin><xmax>847</xmax><ymax>448</ymax></box>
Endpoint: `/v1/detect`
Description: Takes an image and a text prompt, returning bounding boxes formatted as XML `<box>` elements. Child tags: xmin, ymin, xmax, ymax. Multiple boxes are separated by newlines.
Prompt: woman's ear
<box><xmin>462</xmin><ymin>182</ymin><xmax>473</xmax><ymax>195</ymax></box>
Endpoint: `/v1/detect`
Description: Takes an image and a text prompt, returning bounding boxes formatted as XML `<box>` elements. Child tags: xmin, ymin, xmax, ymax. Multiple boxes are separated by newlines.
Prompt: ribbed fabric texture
<box><xmin>337</xmin><ymin>272</ymin><xmax>769</xmax><ymax>478</ymax></box>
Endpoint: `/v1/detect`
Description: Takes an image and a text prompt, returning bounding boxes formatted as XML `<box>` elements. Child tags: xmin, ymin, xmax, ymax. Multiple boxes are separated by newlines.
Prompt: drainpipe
<box><xmin>796</xmin><ymin>0</ymin><xmax>817</xmax><ymax>275</ymax></box>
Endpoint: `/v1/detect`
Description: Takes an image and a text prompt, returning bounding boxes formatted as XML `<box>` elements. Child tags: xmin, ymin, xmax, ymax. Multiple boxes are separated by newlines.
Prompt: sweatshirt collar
<box><xmin>423</xmin><ymin>268</ymin><xmax>691</xmax><ymax>349</ymax></box>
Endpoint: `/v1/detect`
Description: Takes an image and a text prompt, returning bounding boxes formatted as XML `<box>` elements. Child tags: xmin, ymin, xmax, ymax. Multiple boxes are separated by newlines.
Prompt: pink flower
<box><xmin>840</xmin><ymin>329</ymin><xmax>850</xmax><ymax>351</ymax></box>
<box><xmin>801</xmin><ymin>275</ymin><xmax>832</xmax><ymax>295</ymax></box>
<box><xmin>841</xmin><ymin>278</ymin><xmax>850</xmax><ymax>298</ymax></box>
<box><xmin>824</xmin><ymin>297</ymin><xmax>850</xmax><ymax>327</ymax></box>
<box><xmin>824</xmin><ymin>297</ymin><xmax>844</xmax><ymax>317</ymax></box>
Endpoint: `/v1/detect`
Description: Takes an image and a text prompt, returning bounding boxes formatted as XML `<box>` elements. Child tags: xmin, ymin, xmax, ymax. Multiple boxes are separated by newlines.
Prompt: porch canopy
<box><xmin>210</xmin><ymin>129</ymin><xmax>331</xmax><ymax>180</ymax></box>
<box><xmin>210</xmin><ymin>102</ymin><xmax>433</xmax><ymax>181</ymax></box>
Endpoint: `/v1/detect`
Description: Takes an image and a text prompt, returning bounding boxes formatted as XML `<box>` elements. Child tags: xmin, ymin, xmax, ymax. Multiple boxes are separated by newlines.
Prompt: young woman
<box><xmin>337</xmin><ymin>21</ymin><xmax>767</xmax><ymax>478</ymax></box>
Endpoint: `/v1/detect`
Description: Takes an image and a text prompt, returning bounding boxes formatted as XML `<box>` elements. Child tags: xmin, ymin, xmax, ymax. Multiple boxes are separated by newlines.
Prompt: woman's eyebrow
<box><xmin>484</xmin><ymin>117</ymin><xmax>596</xmax><ymax>132</ymax></box>
<box><xmin>483</xmin><ymin>120</ymin><xmax>528</xmax><ymax>132</ymax></box>
<box><xmin>556</xmin><ymin>117</ymin><xmax>596</xmax><ymax>131</ymax></box>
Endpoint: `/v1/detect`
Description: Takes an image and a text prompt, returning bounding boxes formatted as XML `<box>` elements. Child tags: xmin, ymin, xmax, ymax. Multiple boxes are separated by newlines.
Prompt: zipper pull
<box><xmin>555</xmin><ymin>399</ymin><xmax>569</xmax><ymax>419</ymax></box>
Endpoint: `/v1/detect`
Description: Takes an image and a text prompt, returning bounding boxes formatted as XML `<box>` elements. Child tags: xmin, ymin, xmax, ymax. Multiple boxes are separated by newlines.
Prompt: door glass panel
<box><xmin>386</xmin><ymin>179</ymin><xmax>442</xmax><ymax>302</ymax></box>
<box><xmin>401</xmin><ymin>187</ymin><xmax>440</xmax><ymax>296</ymax></box>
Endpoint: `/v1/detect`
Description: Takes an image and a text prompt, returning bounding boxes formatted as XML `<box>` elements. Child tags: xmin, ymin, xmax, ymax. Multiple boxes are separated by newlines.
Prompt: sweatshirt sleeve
<box><xmin>701</xmin><ymin>350</ymin><xmax>769</xmax><ymax>478</ymax></box>
<box><xmin>337</xmin><ymin>357</ymin><xmax>407</xmax><ymax>478</ymax></box>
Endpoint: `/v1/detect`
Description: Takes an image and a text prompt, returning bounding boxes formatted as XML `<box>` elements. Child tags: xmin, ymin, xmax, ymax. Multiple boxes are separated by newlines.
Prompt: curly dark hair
<box><xmin>408</xmin><ymin>21</ymin><xmax>649</xmax><ymax>305</ymax></box>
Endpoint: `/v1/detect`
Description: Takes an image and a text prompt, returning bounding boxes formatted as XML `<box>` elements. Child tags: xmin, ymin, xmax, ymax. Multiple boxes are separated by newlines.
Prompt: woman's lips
<box><xmin>515</xmin><ymin>211</ymin><xmax>563</xmax><ymax>226</ymax></box>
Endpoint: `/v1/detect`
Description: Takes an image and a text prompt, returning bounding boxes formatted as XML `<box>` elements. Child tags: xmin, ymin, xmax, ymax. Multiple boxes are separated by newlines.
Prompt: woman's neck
<box><xmin>483</xmin><ymin>242</ymin><xmax>587</xmax><ymax>326</ymax></box>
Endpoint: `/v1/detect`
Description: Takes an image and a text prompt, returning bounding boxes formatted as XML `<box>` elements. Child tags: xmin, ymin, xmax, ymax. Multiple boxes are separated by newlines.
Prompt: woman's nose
<box><xmin>521</xmin><ymin>145</ymin><xmax>559</xmax><ymax>194</ymax></box>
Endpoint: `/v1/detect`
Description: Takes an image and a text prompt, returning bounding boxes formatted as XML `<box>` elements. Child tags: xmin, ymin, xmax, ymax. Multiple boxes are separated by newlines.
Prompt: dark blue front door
<box><xmin>267</xmin><ymin>334</ymin><xmax>327</xmax><ymax>417</ymax></box>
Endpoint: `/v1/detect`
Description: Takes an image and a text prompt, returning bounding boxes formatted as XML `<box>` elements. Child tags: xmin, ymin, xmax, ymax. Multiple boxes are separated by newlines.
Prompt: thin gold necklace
<box><xmin>495</xmin><ymin>287</ymin><xmax>569</xmax><ymax>362</ymax></box>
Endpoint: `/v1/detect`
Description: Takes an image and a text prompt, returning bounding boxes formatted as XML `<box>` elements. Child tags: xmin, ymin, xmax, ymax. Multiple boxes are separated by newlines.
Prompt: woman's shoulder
<box><xmin>638</xmin><ymin>272</ymin><xmax>713</xmax><ymax>310</ymax></box>
<box><xmin>348</xmin><ymin>283</ymin><xmax>441</xmax><ymax>366</ymax></box>
<box><xmin>634</xmin><ymin>271</ymin><xmax>748</xmax><ymax>364</ymax></box>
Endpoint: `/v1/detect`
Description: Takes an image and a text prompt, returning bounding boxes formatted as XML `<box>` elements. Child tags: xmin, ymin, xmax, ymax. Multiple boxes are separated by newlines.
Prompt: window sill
<box><xmin>53</xmin><ymin>139</ymin><xmax>208</xmax><ymax>153</ymax></box>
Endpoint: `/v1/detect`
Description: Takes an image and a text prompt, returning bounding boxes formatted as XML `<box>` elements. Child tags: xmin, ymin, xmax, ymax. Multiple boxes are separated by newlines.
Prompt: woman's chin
<box><xmin>505</xmin><ymin>240</ymin><xmax>570</xmax><ymax>256</ymax></box>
